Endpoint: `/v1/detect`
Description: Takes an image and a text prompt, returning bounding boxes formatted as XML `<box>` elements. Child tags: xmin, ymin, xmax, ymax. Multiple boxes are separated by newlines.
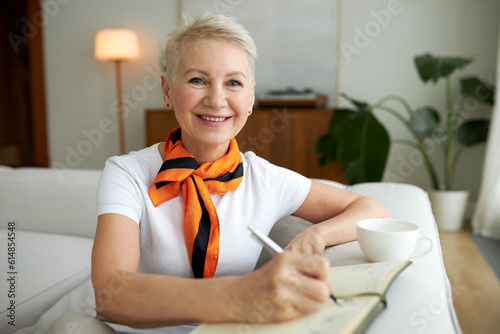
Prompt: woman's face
<box><xmin>161</xmin><ymin>41</ymin><xmax>255</xmax><ymax>159</ymax></box>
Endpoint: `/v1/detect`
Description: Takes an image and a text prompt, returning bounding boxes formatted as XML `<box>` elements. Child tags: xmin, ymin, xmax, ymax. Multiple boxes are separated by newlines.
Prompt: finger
<box><xmin>269</xmin><ymin>281</ymin><xmax>325</xmax><ymax>322</ymax></box>
<box><xmin>273</xmin><ymin>253</ymin><xmax>331</xmax><ymax>301</ymax></box>
<box><xmin>296</xmin><ymin>254</ymin><xmax>331</xmax><ymax>283</ymax></box>
<box><xmin>294</xmin><ymin>272</ymin><xmax>331</xmax><ymax>303</ymax></box>
<box><xmin>285</xmin><ymin>243</ymin><xmax>310</xmax><ymax>254</ymax></box>
<box><xmin>276</xmin><ymin>257</ymin><xmax>330</xmax><ymax>303</ymax></box>
<box><xmin>293</xmin><ymin>290</ymin><xmax>327</xmax><ymax>315</ymax></box>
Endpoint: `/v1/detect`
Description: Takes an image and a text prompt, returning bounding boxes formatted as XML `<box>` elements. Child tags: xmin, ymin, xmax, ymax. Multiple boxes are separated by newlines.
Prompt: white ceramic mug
<box><xmin>356</xmin><ymin>218</ymin><xmax>434</xmax><ymax>262</ymax></box>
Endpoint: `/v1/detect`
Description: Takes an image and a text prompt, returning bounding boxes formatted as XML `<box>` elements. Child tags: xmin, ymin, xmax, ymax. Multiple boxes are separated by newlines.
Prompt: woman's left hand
<box><xmin>284</xmin><ymin>226</ymin><xmax>326</xmax><ymax>256</ymax></box>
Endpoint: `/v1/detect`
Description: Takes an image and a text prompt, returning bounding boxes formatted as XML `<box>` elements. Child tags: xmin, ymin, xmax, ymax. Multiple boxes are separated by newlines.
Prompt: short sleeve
<box><xmin>96</xmin><ymin>157</ymin><xmax>144</xmax><ymax>225</ymax></box>
<box><xmin>286</xmin><ymin>170</ymin><xmax>311</xmax><ymax>215</ymax></box>
<box><xmin>243</xmin><ymin>151</ymin><xmax>312</xmax><ymax>220</ymax></box>
<box><xmin>269</xmin><ymin>163</ymin><xmax>312</xmax><ymax>218</ymax></box>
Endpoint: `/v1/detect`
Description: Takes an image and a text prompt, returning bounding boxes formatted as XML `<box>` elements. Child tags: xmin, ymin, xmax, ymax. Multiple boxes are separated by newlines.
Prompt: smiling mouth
<box><xmin>198</xmin><ymin>115</ymin><xmax>229</xmax><ymax>122</ymax></box>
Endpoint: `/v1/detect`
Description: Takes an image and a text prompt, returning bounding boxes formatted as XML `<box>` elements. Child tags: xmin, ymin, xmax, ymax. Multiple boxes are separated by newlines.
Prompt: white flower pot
<box><xmin>428</xmin><ymin>189</ymin><xmax>469</xmax><ymax>231</ymax></box>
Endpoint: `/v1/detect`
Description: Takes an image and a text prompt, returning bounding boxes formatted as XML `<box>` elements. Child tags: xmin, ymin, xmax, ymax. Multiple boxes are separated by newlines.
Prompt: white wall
<box><xmin>43</xmin><ymin>0</ymin><xmax>500</xmax><ymax>210</ymax></box>
<box><xmin>43</xmin><ymin>0</ymin><xmax>339</xmax><ymax>172</ymax></box>
<box><xmin>340</xmin><ymin>0</ymin><xmax>500</xmax><ymax>212</ymax></box>
<box><xmin>181</xmin><ymin>0</ymin><xmax>338</xmax><ymax>105</ymax></box>
<box><xmin>43</xmin><ymin>0</ymin><xmax>178</xmax><ymax>170</ymax></box>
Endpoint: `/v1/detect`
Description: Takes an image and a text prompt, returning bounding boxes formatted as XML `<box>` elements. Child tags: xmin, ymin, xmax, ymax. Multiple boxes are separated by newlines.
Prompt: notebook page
<box><xmin>192</xmin><ymin>296</ymin><xmax>381</xmax><ymax>334</ymax></box>
<box><xmin>329</xmin><ymin>261</ymin><xmax>410</xmax><ymax>297</ymax></box>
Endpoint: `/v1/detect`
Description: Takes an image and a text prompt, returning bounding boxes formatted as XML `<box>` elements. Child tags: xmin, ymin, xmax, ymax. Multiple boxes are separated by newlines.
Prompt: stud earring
<box><xmin>249</xmin><ymin>109</ymin><xmax>252</xmax><ymax>115</ymax></box>
<box><xmin>167</xmin><ymin>104</ymin><xmax>170</xmax><ymax>108</ymax></box>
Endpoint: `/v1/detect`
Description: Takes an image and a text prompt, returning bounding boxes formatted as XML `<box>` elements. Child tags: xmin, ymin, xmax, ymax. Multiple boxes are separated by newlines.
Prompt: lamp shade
<box><xmin>94</xmin><ymin>28</ymin><xmax>139</xmax><ymax>61</ymax></box>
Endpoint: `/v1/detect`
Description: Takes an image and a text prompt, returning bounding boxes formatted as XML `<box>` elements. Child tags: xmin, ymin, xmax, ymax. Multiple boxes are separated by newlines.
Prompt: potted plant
<box><xmin>316</xmin><ymin>53</ymin><xmax>494</xmax><ymax>230</ymax></box>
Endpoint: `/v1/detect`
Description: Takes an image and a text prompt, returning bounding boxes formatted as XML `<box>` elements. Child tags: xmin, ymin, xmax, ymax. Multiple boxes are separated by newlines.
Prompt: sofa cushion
<box><xmin>0</xmin><ymin>167</ymin><xmax>101</xmax><ymax>238</ymax></box>
<box><xmin>0</xmin><ymin>229</ymin><xmax>93</xmax><ymax>334</ymax></box>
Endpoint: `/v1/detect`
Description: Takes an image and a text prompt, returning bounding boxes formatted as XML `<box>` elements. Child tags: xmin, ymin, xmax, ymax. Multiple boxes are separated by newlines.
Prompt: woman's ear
<box><xmin>250</xmin><ymin>82</ymin><xmax>256</xmax><ymax>108</ymax></box>
<box><xmin>161</xmin><ymin>74</ymin><xmax>171</xmax><ymax>109</ymax></box>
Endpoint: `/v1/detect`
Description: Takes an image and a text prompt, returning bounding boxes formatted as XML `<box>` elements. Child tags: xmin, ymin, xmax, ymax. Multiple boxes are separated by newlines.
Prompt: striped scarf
<box><xmin>149</xmin><ymin>127</ymin><xmax>244</xmax><ymax>278</ymax></box>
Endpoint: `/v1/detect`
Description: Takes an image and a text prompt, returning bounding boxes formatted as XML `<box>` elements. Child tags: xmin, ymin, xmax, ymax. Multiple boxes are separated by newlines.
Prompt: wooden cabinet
<box><xmin>145</xmin><ymin>108</ymin><xmax>344</xmax><ymax>182</ymax></box>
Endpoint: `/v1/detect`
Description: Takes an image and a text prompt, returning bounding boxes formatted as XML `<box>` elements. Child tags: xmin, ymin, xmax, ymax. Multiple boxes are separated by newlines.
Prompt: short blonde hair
<box><xmin>164</xmin><ymin>12</ymin><xmax>257</xmax><ymax>84</ymax></box>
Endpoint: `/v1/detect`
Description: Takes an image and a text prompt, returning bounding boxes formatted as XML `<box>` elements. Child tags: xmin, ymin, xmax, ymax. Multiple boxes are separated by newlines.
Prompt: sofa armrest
<box><xmin>0</xmin><ymin>167</ymin><xmax>101</xmax><ymax>238</ymax></box>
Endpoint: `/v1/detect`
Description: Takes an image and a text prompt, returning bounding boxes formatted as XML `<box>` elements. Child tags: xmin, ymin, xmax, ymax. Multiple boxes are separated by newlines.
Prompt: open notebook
<box><xmin>191</xmin><ymin>260</ymin><xmax>411</xmax><ymax>334</ymax></box>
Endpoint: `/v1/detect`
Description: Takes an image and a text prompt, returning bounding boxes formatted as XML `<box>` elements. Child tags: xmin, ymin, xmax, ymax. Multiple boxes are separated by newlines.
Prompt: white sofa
<box><xmin>0</xmin><ymin>166</ymin><xmax>461</xmax><ymax>334</ymax></box>
<box><xmin>0</xmin><ymin>167</ymin><xmax>100</xmax><ymax>334</ymax></box>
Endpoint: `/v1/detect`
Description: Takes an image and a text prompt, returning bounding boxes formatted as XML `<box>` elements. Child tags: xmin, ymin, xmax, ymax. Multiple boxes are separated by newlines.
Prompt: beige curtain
<box><xmin>472</xmin><ymin>23</ymin><xmax>500</xmax><ymax>239</ymax></box>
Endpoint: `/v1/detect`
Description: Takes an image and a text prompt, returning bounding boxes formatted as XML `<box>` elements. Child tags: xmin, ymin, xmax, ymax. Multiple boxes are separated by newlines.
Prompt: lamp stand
<box><xmin>114</xmin><ymin>60</ymin><xmax>126</xmax><ymax>155</ymax></box>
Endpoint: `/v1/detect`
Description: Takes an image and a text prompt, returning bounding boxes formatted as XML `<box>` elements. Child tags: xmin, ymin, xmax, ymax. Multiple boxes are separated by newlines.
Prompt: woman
<box><xmin>91</xmin><ymin>12</ymin><xmax>390</xmax><ymax>333</ymax></box>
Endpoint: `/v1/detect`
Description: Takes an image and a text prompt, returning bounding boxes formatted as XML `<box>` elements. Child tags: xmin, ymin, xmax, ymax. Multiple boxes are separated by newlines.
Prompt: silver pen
<box><xmin>248</xmin><ymin>225</ymin><xmax>340</xmax><ymax>304</ymax></box>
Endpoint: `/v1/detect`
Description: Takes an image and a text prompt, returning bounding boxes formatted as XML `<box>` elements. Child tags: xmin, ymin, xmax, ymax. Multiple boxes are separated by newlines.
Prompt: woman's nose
<box><xmin>204</xmin><ymin>85</ymin><xmax>227</xmax><ymax>110</ymax></box>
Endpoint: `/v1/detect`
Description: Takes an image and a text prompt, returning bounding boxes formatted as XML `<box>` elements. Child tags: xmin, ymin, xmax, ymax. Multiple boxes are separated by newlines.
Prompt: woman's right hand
<box><xmin>225</xmin><ymin>251</ymin><xmax>331</xmax><ymax>324</ymax></box>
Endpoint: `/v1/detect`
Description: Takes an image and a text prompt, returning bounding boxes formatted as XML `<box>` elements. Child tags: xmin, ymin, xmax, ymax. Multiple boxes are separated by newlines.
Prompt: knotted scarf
<box><xmin>149</xmin><ymin>127</ymin><xmax>243</xmax><ymax>278</ymax></box>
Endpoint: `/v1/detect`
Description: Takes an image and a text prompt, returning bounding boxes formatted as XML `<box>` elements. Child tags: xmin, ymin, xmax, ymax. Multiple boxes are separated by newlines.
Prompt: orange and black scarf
<box><xmin>149</xmin><ymin>127</ymin><xmax>243</xmax><ymax>278</ymax></box>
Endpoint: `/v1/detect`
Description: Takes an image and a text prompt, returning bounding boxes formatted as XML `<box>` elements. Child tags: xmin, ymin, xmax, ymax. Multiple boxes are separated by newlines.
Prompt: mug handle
<box><xmin>409</xmin><ymin>235</ymin><xmax>434</xmax><ymax>259</ymax></box>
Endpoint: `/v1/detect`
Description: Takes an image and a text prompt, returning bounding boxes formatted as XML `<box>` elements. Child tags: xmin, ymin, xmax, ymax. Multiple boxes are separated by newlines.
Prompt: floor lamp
<box><xmin>94</xmin><ymin>28</ymin><xmax>139</xmax><ymax>155</ymax></box>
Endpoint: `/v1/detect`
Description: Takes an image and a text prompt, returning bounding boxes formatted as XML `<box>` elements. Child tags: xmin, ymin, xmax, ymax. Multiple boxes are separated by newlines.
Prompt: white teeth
<box><xmin>200</xmin><ymin>115</ymin><xmax>227</xmax><ymax>122</ymax></box>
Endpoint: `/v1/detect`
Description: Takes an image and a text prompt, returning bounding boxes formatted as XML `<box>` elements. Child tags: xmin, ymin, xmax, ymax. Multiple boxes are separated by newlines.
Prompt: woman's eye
<box><xmin>228</xmin><ymin>80</ymin><xmax>242</xmax><ymax>87</ymax></box>
<box><xmin>189</xmin><ymin>77</ymin><xmax>203</xmax><ymax>84</ymax></box>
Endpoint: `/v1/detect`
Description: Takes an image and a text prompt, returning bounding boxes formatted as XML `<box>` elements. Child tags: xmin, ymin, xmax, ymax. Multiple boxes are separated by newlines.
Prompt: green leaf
<box><xmin>337</xmin><ymin>111</ymin><xmax>390</xmax><ymax>184</ymax></box>
<box><xmin>460</xmin><ymin>77</ymin><xmax>495</xmax><ymax>105</ymax></box>
<box><xmin>315</xmin><ymin>95</ymin><xmax>390</xmax><ymax>184</ymax></box>
<box><xmin>316</xmin><ymin>108</ymin><xmax>357</xmax><ymax>167</ymax></box>
<box><xmin>408</xmin><ymin>106</ymin><xmax>446</xmax><ymax>140</ymax></box>
<box><xmin>315</xmin><ymin>134</ymin><xmax>332</xmax><ymax>153</ymax></box>
<box><xmin>318</xmin><ymin>155</ymin><xmax>329</xmax><ymax>168</ymax></box>
<box><xmin>414</xmin><ymin>53</ymin><xmax>472</xmax><ymax>83</ymax></box>
<box><xmin>457</xmin><ymin>120</ymin><xmax>489</xmax><ymax>146</ymax></box>
<box><xmin>344</xmin><ymin>161</ymin><xmax>362</xmax><ymax>184</ymax></box>
<box><xmin>328</xmin><ymin>108</ymin><xmax>356</xmax><ymax>133</ymax></box>
<box><xmin>341</xmin><ymin>93</ymin><xmax>370</xmax><ymax>111</ymax></box>
<box><xmin>315</xmin><ymin>134</ymin><xmax>337</xmax><ymax>161</ymax></box>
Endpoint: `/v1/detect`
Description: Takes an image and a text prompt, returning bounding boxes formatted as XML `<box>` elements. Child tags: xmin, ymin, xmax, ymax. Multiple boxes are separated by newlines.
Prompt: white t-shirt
<box><xmin>96</xmin><ymin>144</ymin><xmax>311</xmax><ymax>333</ymax></box>
<box><xmin>97</xmin><ymin>144</ymin><xmax>311</xmax><ymax>277</ymax></box>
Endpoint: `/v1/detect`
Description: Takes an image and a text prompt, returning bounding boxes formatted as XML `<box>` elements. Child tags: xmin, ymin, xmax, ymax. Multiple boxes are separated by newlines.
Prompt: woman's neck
<box><xmin>186</xmin><ymin>142</ymin><xmax>230</xmax><ymax>165</ymax></box>
<box><xmin>157</xmin><ymin>141</ymin><xmax>230</xmax><ymax>165</ymax></box>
